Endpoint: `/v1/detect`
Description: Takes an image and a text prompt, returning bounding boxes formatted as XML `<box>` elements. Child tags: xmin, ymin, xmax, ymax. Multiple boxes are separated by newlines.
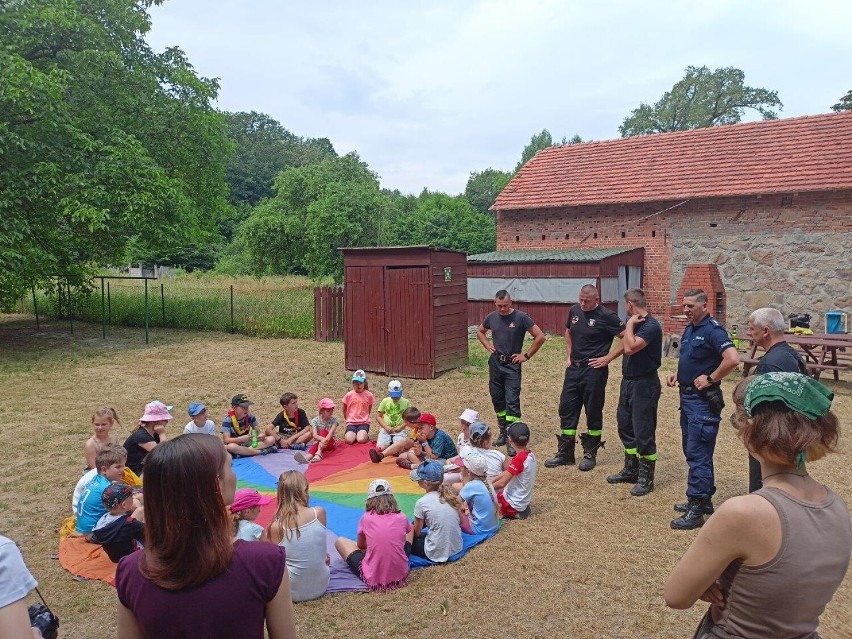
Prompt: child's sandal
<box><xmin>310</xmin><ymin>454</ymin><xmax>322</xmax><ymax>463</ymax></box>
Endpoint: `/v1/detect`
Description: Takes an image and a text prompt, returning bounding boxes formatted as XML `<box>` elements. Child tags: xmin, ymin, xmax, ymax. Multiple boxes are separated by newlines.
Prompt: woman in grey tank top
<box><xmin>664</xmin><ymin>373</ymin><xmax>851</xmax><ymax>639</ymax></box>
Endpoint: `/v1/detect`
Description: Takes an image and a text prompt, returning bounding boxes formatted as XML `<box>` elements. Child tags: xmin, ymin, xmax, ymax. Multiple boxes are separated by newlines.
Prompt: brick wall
<box><xmin>497</xmin><ymin>190</ymin><xmax>852</xmax><ymax>331</ymax></box>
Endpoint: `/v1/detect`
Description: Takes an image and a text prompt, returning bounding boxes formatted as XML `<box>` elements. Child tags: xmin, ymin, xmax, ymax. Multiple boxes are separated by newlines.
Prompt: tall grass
<box><xmin>17</xmin><ymin>275</ymin><xmax>320</xmax><ymax>339</ymax></box>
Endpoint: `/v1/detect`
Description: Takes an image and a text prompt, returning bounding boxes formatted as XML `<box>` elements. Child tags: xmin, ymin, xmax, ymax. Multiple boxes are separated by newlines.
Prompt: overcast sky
<box><xmin>146</xmin><ymin>0</ymin><xmax>851</xmax><ymax>195</ymax></box>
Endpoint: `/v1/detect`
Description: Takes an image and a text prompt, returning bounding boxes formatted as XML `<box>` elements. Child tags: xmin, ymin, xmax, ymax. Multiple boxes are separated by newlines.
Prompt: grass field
<box><xmin>0</xmin><ymin>315</ymin><xmax>849</xmax><ymax>638</ymax></box>
<box><xmin>15</xmin><ymin>274</ymin><xmax>319</xmax><ymax>339</ymax></box>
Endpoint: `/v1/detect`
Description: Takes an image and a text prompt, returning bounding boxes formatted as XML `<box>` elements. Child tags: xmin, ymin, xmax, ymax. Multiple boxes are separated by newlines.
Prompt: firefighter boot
<box><xmin>544</xmin><ymin>434</ymin><xmax>575</xmax><ymax>468</ymax></box>
<box><xmin>630</xmin><ymin>459</ymin><xmax>655</xmax><ymax>496</ymax></box>
<box><xmin>578</xmin><ymin>433</ymin><xmax>605</xmax><ymax>472</ymax></box>
<box><xmin>670</xmin><ymin>499</ymin><xmax>709</xmax><ymax>530</ymax></box>
<box><xmin>606</xmin><ymin>454</ymin><xmax>639</xmax><ymax>484</ymax></box>
<box><xmin>494</xmin><ymin>417</ymin><xmax>508</xmax><ymax>447</ymax></box>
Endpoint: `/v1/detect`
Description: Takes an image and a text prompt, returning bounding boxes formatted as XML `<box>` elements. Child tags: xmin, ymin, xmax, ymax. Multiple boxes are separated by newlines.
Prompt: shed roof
<box><xmin>468</xmin><ymin>248</ymin><xmax>634</xmax><ymax>263</ymax></box>
<box><xmin>492</xmin><ymin>111</ymin><xmax>852</xmax><ymax>211</ymax></box>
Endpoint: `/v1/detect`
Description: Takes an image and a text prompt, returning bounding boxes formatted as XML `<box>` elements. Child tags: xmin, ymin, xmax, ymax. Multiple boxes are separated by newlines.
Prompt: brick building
<box><xmin>490</xmin><ymin>111</ymin><xmax>852</xmax><ymax>333</ymax></box>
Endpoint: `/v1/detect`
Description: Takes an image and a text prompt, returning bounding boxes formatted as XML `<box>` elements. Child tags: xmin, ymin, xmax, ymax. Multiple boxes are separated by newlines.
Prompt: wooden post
<box><xmin>31</xmin><ymin>286</ymin><xmax>40</xmax><ymax>330</ymax></box>
<box><xmin>100</xmin><ymin>277</ymin><xmax>106</xmax><ymax>338</ymax></box>
<box><xmin>144</xmin><ymin>278</ymin><xmax>149</xmax><ymax>344</ymax></box>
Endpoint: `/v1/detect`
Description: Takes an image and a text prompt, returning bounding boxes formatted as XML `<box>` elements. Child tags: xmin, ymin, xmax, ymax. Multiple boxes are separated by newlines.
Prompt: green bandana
<box><xmin>745</xmin><ymin>372</ymin><xmax>834</xmax><ymax>420</ymax></box>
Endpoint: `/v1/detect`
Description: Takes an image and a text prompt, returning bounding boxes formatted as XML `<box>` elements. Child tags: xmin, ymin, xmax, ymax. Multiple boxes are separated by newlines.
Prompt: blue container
<box><xmin>825</xmin><ymin>311</ymin><xmax>844</xmax><ymax>334</ymax></box>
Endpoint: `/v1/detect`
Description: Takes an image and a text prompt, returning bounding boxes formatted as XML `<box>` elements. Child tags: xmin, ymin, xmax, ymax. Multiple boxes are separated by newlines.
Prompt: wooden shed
<box><xmin>467</xmin><ymin>248</ymin><xmax>645</xmax><ymax>334</ymax></box>
<box><xmin>341</xmin><ymin>246</ymin><xmax>468</xmax><ymax>379</ymax></box>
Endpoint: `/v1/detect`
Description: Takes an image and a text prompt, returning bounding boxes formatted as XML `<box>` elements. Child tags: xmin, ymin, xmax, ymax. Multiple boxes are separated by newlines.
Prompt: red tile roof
<box><xmin>492</xmin><ymin>111</ymin><xmax>852</xmax><ymax>210</ymax></box>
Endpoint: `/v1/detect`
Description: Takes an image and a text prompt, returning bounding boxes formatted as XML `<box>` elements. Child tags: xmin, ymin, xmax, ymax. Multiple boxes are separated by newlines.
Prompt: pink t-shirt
<box><xmin>342</xmin><ymin>390</ymin><xmax>374</xmax><ymax>425</ymax></box>
<box><xmin>357</xmin><ymin>511</ymin><xmax>411</xmax><ymax>589</ymax></box>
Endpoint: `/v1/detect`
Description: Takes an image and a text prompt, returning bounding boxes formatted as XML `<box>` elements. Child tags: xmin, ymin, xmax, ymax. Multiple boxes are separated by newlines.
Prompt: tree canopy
<box><xmin>0</xmin><ymin>0</ymin><xmax>231</xmax><ymax>306</ymax></box>
<box><xmin>619</xmin><ymin>65</ymin><xmax>783</xmax><ymax>137</ymax></box>
<box><xmin>464</xmin><ymin>168</ymin><xmax>512</xmax><ymax>214</ymax></box>
<box><xmin>832</xmin><ymin>89</ymin><xmax>852</xmax><ymax>112</ymax></box>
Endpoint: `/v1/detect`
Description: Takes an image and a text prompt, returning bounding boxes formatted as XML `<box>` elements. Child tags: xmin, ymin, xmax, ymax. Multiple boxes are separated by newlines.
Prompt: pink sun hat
<box><xmin>139</xmin><ymin>400</ymin><xmax>173</xmax><ymax>422</ymax></box>
<box><xmin>230</xmin><ymin>488</ymin><xmax>273</xmax><ymax>513</ymax></box>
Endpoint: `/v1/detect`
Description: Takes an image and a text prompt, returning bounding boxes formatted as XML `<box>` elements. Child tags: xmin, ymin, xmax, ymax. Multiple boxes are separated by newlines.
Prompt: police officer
<box><xmin>666</xmin><ymin>289</ymin><xmax>739</xmax><ymax>530</ymax></box>
<box><xmin>477</xmin><ymin>290</ymin><xmax>545</xmax><ymax>456</ymax></box>
<box><xmin>746</xmin><ymin>307</ymin><xmax>806</xmax><ymax>492</ymax></box>
<box><xmin>546</xmin><ymin>285</ymin><xmax>624</xmax><ymax>471</ymax></box>
<box><xmin>605</xmin><ymin>288</ymin><xmax>663</xmax><ymax>496</ymax></box>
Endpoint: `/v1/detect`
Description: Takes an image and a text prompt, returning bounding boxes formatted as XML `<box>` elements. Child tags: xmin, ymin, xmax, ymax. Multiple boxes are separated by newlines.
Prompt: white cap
<box><xmin>388</xmin><ymin>380</ymin><xmax>403</xmax><ymax>397</ymax></box>
<box><xmin>458</xmin><ymin>408</ymin><xmax>479</xmax><ymax>423</ymax></box>
<box><xmin>461</xmin><ymin>451</ymin><xmax>488</xmax><ymax>477</ymax></box>
<box><xmin>367</xmin><ymin>479</ymin><xmax>393</xmax><ymax>499</ymax></box>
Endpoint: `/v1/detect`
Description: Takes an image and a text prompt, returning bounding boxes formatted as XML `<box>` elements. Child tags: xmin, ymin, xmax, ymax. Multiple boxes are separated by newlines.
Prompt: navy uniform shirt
<box><xmin>566</xmin><ymin>304</ymin><xmax>625</xmax><ymax>361</ymax></box>
<box><xmin>483</xmin><ymin>310</ymin><xmax>535</xmax><ymax>357</ymax></box>
<box><xmin>677</xmin><ymin>315</ymin><xmax>735</xmax><ymax>385</ymax></box>
<box><xmin>622</xmin><ymin>314</ymin><xmax>663</xmax><ymax>378</ymax></box>
<box><xmin>755</xmin><ymin>341</ymin><xmax>806</xmax><ymax>375</ymax></box>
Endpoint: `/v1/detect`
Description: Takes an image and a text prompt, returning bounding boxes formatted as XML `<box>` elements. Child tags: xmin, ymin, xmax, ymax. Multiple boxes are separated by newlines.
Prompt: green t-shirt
<box><xmin>377</xmin><ymin>396</ymin><xmax>411</xmax><ymax>430</ymax></box>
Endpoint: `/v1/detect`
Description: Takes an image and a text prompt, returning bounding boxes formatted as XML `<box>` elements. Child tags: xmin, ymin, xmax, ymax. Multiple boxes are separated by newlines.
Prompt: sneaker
<box><xmin>260</xmin><ymin>447</ymin><xmax>278</xmax><ymax>456</ymax></box>
<box><xmin>290</xmin><ymin>443</ymin><xmax>308</xmax><ymax>451</ymax></box>
<box><xmin>517</xmin><ymin>505</ymin><xmax>532</xmax><ymax>520</ymax></box>
<box><xmin>369</xmin><ymin>449</ymin><xmax>383</xmax><ymax>464</ymax></box>
<box><xmin>396</xmin><ymin>458</ymin><xmax>412</xmax><ymax>470</ymax></box>
<box><xmin>293</xmin><ymin>452</ymin><xmax>310</xmax><ymax>464</ymax></box>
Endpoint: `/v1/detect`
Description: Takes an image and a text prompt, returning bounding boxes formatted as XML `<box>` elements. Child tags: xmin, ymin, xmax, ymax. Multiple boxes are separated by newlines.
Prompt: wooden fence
<box><xmin>314</xmin><ymin>286</ymin><xmax>344</xmax><ymax>342</ymax></box>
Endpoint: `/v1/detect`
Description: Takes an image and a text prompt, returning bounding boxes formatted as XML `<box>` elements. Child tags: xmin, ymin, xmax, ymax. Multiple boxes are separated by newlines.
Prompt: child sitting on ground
<box><xmin>458</xmin><ymin>451</ymin><xmax>501</xmax><ymax>535</ymax></box>
<box><xmin>75</xmin><ymin>443</ymin><xmax>130</xmax><ymax>534</ymax></box>
<box><xmin>400</xmin><ymin>413</ymin><xmax>457</xmax><ymax>470</ymax></box>
<box><xmin>369</xmin><ymin>406</ymin><xmax>420</xmax><ymax>463</ymax></box>
<box><xmin>375</xmin><ymin>380</ymin><xmax>411</xmax><ymax>452</ymax></box>
<box><xmin>492</xmin><ymin>422</ymin><xmax>537</xmax><ymax>520</ymax></box>
<box><xmin>90</xmin><ymin>481</ymin><xmax>145</xmax><ymax>562</ymax></box>
<box><xmin>335</xmin><ymin>479</ymin><xmax>414</xmax><ymax>590</ymax></box>
<box><xmin>457</xmin><ymin>408</ymin><xmax>480</xmax><ymax>457</ymax></box>
<box><xmin>84</xmin><ymin>407</ymin><xmax>120</xmax><ymax>471</ymax></box>
<box><xmin>342</xmin><ymin>370</ymin><xmax>374</xmax><ymax>444</ymax></box>
<box><xmin>124</xmin><ymin>400</ymin><xmax>172</xmax><ymax>476</ymax></box>
<box><xmin>266</xmin><ymin>392</ymin><xmax>312</xmax><ymax>450</ymax></box>
<box><xmin>410</xmin><ymin>461</ymin><xmax>464</xmax><ymax>563</ymax></box>
<box><xmin>183</xmin><ymin>402</ymin><xmax>216</xmax><ymax>435</ymax></box>
<box><xmin>294</xmin><ymin>398</ymin><xmax>339</xmax><ymax>463</ymax></box>
<box><xmin>230</xmin><ymin>488</ymin><xmax>272</xmax><ymax>541</ymax></box>
<box><xmin>222</xmin><ymin>393</ymin><xmax>277</xmax><ymax>457</ymax></box>
<box><xmin>445</xmin><ymin>421</ymin><xmax>507</xmax><ymax>487</ymax></box>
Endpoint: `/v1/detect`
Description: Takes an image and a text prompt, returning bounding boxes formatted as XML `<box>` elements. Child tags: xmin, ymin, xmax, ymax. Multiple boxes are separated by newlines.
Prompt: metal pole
<box><xmin>144</xmin><ymin>278</ymin><xmax>149</xmax><ymax>344</ymax></box>
<box><xmin>230</xmin><ymin>285</ymin><xmax>235</xmax><ymax>334</ymax></box>
<box><xmin>100</xmin><ymin>277</ymin><xmax>106</xmax><ymax>338</ymax></box>
<box><xmin>68</xmin><ymin>279</ymin><xmax>74</xmax><ymax>334</ymax></box>
<box><xmin>160</xmin><ymin>283</ymin><xmax>165</xmax><ymax>326</ymax></box>
<box><xmin>32</xmin><ymin>286</ymin><xmax>40</xmax><ymax>330</ymax></box>
<box><xmin>107</xmin><ymin>281</ymin><xmax>112</xmax><ymax>324</ymax></box>
<box><xmin>57</xmin><ymin>280</ymin><xmax>62</xmax><ymax>320</ymax></box>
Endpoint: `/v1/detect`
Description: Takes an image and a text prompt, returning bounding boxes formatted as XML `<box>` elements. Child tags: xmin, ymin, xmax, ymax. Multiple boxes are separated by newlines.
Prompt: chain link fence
<box><xmin>9</xmin><ymin>276</ymin><xmax>315</xmax><ymax>341</ymax></box>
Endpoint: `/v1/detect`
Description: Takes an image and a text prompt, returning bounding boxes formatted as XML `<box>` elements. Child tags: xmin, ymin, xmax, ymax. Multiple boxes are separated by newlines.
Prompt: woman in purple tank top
<box><xmin>665</xmin><ymin>373</ymin><xmax>851</xmax><ymax>639</ymax></box>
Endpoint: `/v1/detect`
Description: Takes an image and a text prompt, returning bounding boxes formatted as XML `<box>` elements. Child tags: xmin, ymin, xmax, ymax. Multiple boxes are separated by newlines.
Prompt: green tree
<box><xmin>832</xmin><ymin>89</ymin><xmax>852</xmax><ymax>112</ymax></box>
<box><xmin>464</xmin><ymin>168</ymin><xmax>512</xmax><ymax>214</ymax></box>
<box><xmin>228</xmin><ymin>153</ymin><xmax>381</xmax><ymax>281</ymax></box>
<box><xmin>514</xmin><ymin>129</ymin><xmax>584</xmax><ymax>172</ymax></box>
<box><xmin>0</xmin><ymin>0</ymin><xmax>231</xmax><ymax>306</ymax></box>
<box><xmin>386</xmin><ymin>193</ymin><xmax>496</xmax><ymax>255</ymax></box>
<box><xmin>619</xmin><ymin>65</ymin><xmax>783</xmax><ymax>137</ymax></box>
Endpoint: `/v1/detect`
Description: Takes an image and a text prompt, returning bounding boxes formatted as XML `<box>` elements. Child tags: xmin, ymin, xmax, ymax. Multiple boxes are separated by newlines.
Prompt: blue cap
<box><xmin>469</xmin><ymin>422</ymin><xmax>490</xmax><ymax>439</ymax></box>
<box><xmin>409</xmin><ymin>460</ymin><xmax>445</xmax><ymax>483</ymax></box>
<box><xmin>188</xmin><ymin>402</ymin><xmax>207</xmax><ymax>417</ymax></box>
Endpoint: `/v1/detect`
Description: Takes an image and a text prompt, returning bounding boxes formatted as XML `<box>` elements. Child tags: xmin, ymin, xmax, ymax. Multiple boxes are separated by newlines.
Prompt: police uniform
<box><xmin>609</xmin><ymin>314</ymin><xmax>663</xmax><ymax>494</ymax></box>
<box><xmin>553</xmin><ymin>303</ymin><xmax>623</xmax><ymax>470</ymax></box>
<box><xmin>482</xmin><ymin>309</ymin><xmax>535</xmax><ymax>432</ymax></box>
<box><xmin>677</xmin><ymin>315</ymin><xmax>735</xmax><ymax>505</ymax></box>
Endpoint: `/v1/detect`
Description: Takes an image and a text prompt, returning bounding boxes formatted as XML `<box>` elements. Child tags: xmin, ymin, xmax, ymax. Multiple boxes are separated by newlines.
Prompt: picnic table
<box><xmin>739</xmin><ymin>333</ymin><xmax>852</xmax><ymax>380</ymax></box>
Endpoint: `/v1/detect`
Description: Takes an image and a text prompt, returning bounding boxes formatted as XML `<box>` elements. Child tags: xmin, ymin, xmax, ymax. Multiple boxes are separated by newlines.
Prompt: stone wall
<box><xmin>672</xmin><ymin>231</ymin><xmax>852</xmax><ymax>332</ymax></box>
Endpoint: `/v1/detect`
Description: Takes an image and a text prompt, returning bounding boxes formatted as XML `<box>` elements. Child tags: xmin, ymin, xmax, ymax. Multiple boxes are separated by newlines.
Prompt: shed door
<box><xmin>344</xmin><ymin>266</ymin><xmax>386</xmax><ymax>374</ymax></box>
<box><xmin>617</xmin><ymin>265</ymin><xmax>643</xmax><ymax>318</ymax></box>
<box><xmin>384</xmin><ymin>266</ymin><xmax>432</xmax><ymax>378</ymax></box>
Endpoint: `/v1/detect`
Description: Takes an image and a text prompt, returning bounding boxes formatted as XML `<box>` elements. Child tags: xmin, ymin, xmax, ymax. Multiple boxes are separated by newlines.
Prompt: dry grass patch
<box><xmin>1</xmin><ymin>317</ymin><xmax>850</xmax><ymax>638</ymax></box>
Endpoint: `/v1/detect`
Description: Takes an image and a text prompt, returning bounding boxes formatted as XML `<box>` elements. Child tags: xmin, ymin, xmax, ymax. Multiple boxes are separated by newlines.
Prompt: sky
<box><xmin>146</xmin><ymin>0</ymin><xmax>851</xmax><ymax>195</ymax></box>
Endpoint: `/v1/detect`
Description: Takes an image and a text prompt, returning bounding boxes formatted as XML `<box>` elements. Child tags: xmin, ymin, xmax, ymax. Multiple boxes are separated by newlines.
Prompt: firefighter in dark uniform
<box><xmin>667</xmin><ymin>289</ymin><xmax>739</xmax><ymax>530</ymax></box>
<box><xmin>545</xmin><ymin>285</ymin><xmax>624</xmax><ymax>471</ymax></box>
<box><xmin>477</xmin><ymin>290</ymin><xmax>545</xmax><ymax>456</ymax></box>
<box><xmin>605</xmin><ymin>288</ymin><xmax>663</xmax><ymax>496</ymax></box>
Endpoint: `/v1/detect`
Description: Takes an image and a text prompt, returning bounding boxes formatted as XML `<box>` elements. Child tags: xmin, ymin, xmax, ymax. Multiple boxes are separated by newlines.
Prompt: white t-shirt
<box><xmin>72</xmin><ymin>468</ymin><xmax>98</xmax><ymax>512</ymax></box>
<box><xmin>0</xmin><ymin>536</ymin><xmax>37</xmax><ymax>608</ymax></box>
<box><xmin>413</xmin><ymin>491</ymin><xmax>462</xmax><ymax>563</ymax></box>
<box><xmin>184</xmin><ymin>419</ymin><xmax>217</xmax><ymax>435</ymax></box>
<box><xmin>235</xmin><ymin>520</ymin><xmax>264</xmax><ymax>542</ymax></box>
<box><xmin>503</xmin><ymin>450</ymin><xmax>537</xmax><ymax>511</ymax></box>
<box><xmin>473</xmin><ymin>447</ymin><xmax>506</xmax><ymax>480</ymax></box>
<box><xmin>457</xmin><ymin>432</ymin><xmax>472</xmax><ymax>457</ymax></box>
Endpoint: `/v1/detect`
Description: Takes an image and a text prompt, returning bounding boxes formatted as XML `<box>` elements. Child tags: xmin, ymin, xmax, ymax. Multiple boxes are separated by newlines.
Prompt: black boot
<box><xmin>670</xmin><ymin>499</ymin><xmax>708</xmax><ymax>530</ymax></box>
<box><xmin>494</xmin><ymin>418</ymin><xmax>508</xmax><ymax>447</ymax></box>
<box><xmin>544</xmin><ymin>434</ymin><xmax>575</xmax><ymax>468</ymax></box>
<box><xmin>606</xmin><ymin>454</ymin><xmax>639</xmax><ymax>484</ymax></box>
<box><xmin>630</xmin><ymin>460</ymin><xmax>655</xmax><ymax>496</ymax></box>
<box><xmin>506</xmin><ymin>438</ymin><xmax>517</xmax><ymax>457</ymax></box>
<box><xmin>673</xmin><ymin>500</ymin><xmax>714</xmax><ymax>515</ymax></box>
<box><xmin>578</xmin><ymin>433</ymin><xmax>605</xmax><ymax>472</ymax></box>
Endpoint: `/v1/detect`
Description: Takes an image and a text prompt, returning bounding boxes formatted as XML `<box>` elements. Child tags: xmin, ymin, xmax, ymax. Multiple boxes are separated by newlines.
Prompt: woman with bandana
<box><xmin>664</xmin><ymin>372</ymin><xmax>851</xmax><ymax>639</ymax></box>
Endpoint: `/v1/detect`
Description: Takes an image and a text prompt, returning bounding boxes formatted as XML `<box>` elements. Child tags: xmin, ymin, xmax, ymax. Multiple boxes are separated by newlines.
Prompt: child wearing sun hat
<box><xmin>230</xmin><ymin>488</ymin><xmax>273</xmax><ymax>542</ymax></box>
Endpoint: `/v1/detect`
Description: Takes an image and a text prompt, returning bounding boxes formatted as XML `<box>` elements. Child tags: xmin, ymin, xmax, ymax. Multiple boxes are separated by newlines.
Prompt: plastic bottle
<box><xmin>251</xmin><ymin>428</ymin><xmax>259</xmax><ymax>449</ymax></box>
